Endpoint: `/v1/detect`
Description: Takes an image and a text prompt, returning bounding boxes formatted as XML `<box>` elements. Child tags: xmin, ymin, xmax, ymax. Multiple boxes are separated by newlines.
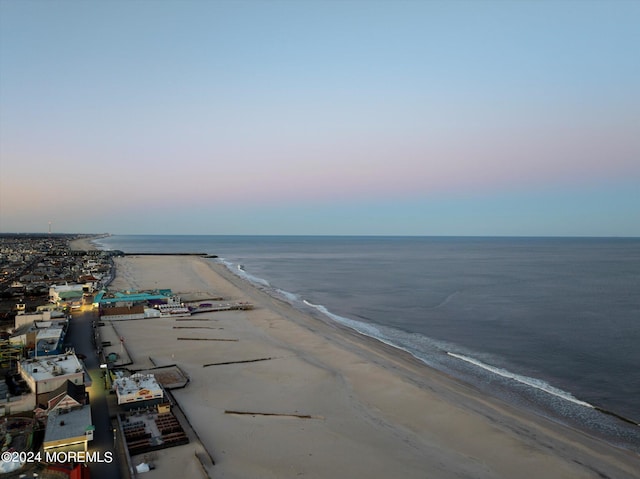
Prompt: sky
<box><xmin>0</xmin><ymin>0</ymin><xmax>638</xmax><ymax>236</ymax></box>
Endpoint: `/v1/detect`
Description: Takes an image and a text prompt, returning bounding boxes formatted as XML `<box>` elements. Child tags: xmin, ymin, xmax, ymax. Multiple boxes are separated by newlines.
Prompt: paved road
<box><xmin>65</xmin><ymin>310</ymin><xmax>122</xmax><ymax>479</ymax></box>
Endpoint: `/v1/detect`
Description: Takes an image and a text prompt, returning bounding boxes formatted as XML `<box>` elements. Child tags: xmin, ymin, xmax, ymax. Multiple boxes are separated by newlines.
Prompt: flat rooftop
<box><xmin>114</xmin><ymin>373</ymin><xmax>162</xmax><ymax>396</ymax></box>
<box><xmin>44</xmin><ymin>406</ymin><xmax>92</xmax><ymax>445</ymax></box>
<box><xmin>94</xmin><ymin>289</ymin><xmax>174</xmax><ymax>305</ymax></box>
<box><xmin>20</xmin><ymin>354</ymin><xmax>83</xmax><ymax>381</ymax></box>
<box><xmin>114</xmin><ymin>373</ymin><xmax>164</xmax><ymax>405</ymax></box>
<box><xmin>11</xmin><ymin>319</ymin><xmax>67</xmax><ymax>337</ymax></box>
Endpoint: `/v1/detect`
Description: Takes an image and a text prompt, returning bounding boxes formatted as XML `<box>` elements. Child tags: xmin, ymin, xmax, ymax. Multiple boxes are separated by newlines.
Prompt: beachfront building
<box><xmin>100</xmin><ymin>305</ymin><xmax>146</xmax><ymax>320</ymax></box>
<box><xmin>10</xmin><ymin>319</ymin><xmax>68</xmax><ymax>356</ymax></box>
<box><xmin>113</xmin><ymin>373</ymin><xmax>164</xmax><ymax>407</ymax></box>
<box><xmin>49</xmin><ymin>284</ymin><xmax>86</xmax><ymax>303</ymax></box>
<box><xmin>15</xmin><ymin>311</ymin><xmax>53</xmax><ymax>329</ymax></box>
<box><xmin>43</xmin><ymin>405</ymin><xmax>94</xmax><ymax>451</ymax></box>
<box><xmin>94</xmin><ymin>289</ymin><xmax>174</xmax><ymax>308</ymax></box>
<box><xmin>33</xmin><ymin>379</ymin><xmax>94</xmax><ymax>452</ymax></box>
<box><xmin>18</xmin><ymin>353</ymin><xmax>86</xmax><ymax>403</ymax></box>
<box><xmin>14</xmin><ymin>310</ymin><xmax>66</xmax><ymax>330</ymax></box>
<box><xmin>94</xmin><ymin>288</ymin><xmax>192</xmax><ymax>319</ymax></box>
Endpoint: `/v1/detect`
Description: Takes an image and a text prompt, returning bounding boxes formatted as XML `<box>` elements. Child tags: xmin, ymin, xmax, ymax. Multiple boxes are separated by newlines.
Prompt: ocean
<box><xmin>94</xmin><ymin>235</ymin><xmax>640</xmax><ymax>451</ymax></box>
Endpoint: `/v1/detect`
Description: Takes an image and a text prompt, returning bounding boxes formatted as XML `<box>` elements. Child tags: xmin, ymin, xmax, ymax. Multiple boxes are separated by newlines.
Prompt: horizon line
<box><xmin>2</xmin><ymin>232</ymin><xmax>639</xmax><ymax>240</ymax></box>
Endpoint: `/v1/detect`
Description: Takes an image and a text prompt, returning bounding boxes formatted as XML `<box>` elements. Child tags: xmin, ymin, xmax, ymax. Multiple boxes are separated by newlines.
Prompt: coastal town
<box><xmin>0</xmin><ymin>234</ymin><xmax>222</xmax><ymax>478</ymax></box>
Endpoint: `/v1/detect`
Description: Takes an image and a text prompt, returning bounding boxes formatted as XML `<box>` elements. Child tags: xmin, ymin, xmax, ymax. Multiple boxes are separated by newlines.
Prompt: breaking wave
<box><xmin>446</xmin><ymin>352</ymin><xmax>595</xmax><ymax>409</ymax></box>
<box><xmin>216</xmin><ymin>257</ymin><xmax>640</xmax><ymax>445</ymax></box>
<box><xmin>220</xmin><ymin>259</ymin><xmax>271</xmax><ymax>287</ymax></box>
<box><xmin>303</xmin><ymin>300</ymin><xmax>384</xmax><ymax>339</ymax></box>
<box><xmin>220</xmin><ymin>258</ymin><xmax>601</xmax><ymax>411</ymax></box>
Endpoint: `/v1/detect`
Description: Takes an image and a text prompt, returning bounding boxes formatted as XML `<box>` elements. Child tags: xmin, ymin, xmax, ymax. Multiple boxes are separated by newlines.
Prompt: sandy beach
<box><xmin>69</xmin><ymin>237</ymin><xmax>98</xmax><ymax>251</ymax></box>
<box><xmin>89</xmin><ymin>249</ymin><xmax>639</xmax><ymax>479</ymax></box>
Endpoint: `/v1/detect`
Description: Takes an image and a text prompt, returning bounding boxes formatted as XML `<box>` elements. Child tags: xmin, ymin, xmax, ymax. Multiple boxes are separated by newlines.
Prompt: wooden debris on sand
<box><xmin>177</xmin><ymin>337</ymin><xmax>238</xmax><ymax>342</ymax></box>
<box><xmin>225</xmin><ymin>410</ymin><xmax>323</xmax><ymax>420</ymax></box>
<box><xmin>202</xmin><ymin>357</ymin><xmax>275</xmax><ymax>367</ymax></box>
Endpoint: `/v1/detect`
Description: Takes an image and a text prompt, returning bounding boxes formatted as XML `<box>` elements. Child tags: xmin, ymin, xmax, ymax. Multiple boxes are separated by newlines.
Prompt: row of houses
<box><xmin>0</xmin><ymin>234</ymin><xmax>117</xmax><ymax>301</ymax></box>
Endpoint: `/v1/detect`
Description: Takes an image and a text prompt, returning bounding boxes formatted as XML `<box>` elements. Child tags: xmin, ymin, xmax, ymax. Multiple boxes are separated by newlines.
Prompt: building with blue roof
<box><xmin>92</xmin><ymin>289</ymin><xmax>174</xmax><ymax>308</ymax></box>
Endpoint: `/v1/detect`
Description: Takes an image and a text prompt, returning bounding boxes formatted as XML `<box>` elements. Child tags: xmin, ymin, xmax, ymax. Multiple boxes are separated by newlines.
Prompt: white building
<box><xmin>113</xmin><ymin>373</ymin><xmax>164</xmax><ymax>406</ymax></box>
<box><xmin>14</xmin><ymin>311</ymin><xmax>53</xmax><ymax>329</ymax></box>
<box><xmin>18</xmin><ymin>353</ymin><xmax>85</xmax><ymax>398</ymax></box>
<box><xmin>49</xmin><ymin>284</ymin><xmax>85</xmax><ymax>303</ymax></box>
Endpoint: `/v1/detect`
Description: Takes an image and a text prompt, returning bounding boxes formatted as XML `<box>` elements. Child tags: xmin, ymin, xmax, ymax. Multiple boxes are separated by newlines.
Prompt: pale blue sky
<box><xmin>0</xmin><ymin>0</ymin><xmax>638</xmax><ymax>235</ymax></box>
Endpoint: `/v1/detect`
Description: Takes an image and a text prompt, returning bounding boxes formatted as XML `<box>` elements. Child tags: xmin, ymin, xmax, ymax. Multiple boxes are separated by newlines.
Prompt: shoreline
<box><xmin>69</xmin><ymin>236</ymin><xmax>101</xmax><ymax>251</ymax></box>
<box><xmin>73</xmin><ymin>236</ymin><xmax>640</xmax><ymax>439</ymax></box>
<box><xmin>99</xmin><ymin>253</ymin><xmax>639</xmax><ymax>479</ymax></box>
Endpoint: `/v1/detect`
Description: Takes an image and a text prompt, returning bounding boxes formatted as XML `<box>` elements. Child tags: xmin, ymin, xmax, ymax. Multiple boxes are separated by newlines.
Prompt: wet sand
<box><xmin>92</xmin><ymin>251</ymin><xmax>640</xmax><ymax>479</ymax></box>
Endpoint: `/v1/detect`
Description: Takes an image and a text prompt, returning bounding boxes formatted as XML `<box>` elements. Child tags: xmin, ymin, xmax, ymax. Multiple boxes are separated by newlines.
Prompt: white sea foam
<box><xmin>277</xmin><ymin>289</ymin><xmax>300</xmax><ymax>303</ymax></box>
<box><xmin>303</xmin><ymin>300</ymin><xmax>383</xmax><ymax>338</ymax></box>
<box><xmin>447</xmin><ymin>352</ymin><xmax>595</xmax><ymax>409</ymax></box>
<box><xmin>92</xmin><ymin>238</ymin><xmax>111</xmax><ymax>250</ymax></box>
<box><xmin>218</xmin><ymin>259</ymin><xmax>271</xmax><ymax>287</ymax></box>
<box><xmin>221</xmin><ymin>258</ymin><xmax>597</xmax><ymax>414</ymax></box>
